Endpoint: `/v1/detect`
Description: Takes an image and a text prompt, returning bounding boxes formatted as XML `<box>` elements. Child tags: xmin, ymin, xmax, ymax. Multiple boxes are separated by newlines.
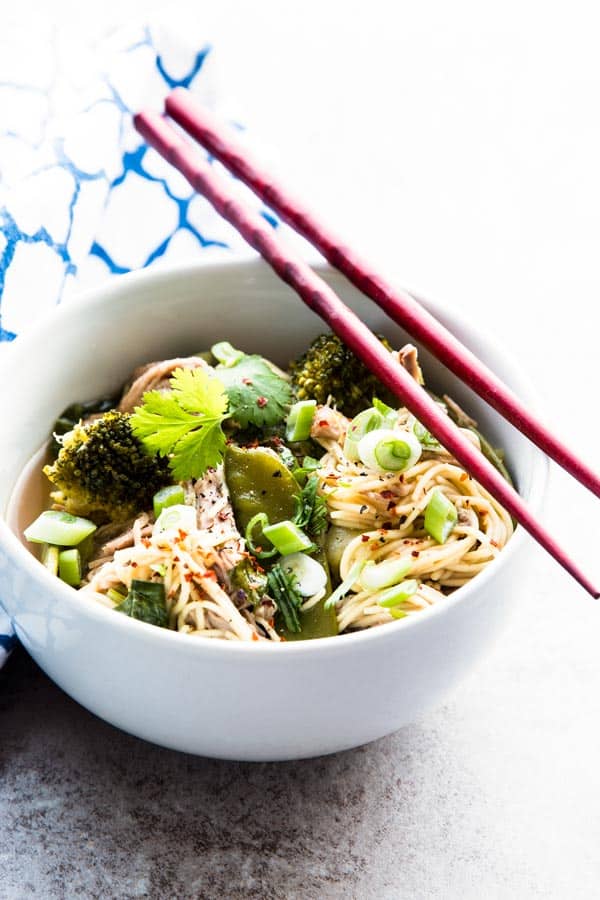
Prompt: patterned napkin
<box><xmin>0</xmin><ymin>21</ymin><xmax>270</xmax><ymax>666</ymax></box>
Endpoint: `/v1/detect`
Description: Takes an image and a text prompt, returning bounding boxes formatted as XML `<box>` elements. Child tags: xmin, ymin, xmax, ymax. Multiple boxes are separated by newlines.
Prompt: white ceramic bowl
<box><xmin>0</xmin><ymin>259</ymin><xmax>546</xmax><ymax>760</ymax></box>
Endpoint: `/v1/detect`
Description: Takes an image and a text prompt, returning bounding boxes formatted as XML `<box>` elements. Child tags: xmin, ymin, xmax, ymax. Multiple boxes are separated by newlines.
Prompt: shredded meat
<box><xmin>310</xmin><ymin>405</ymin><xmax>348</xmax><ymax>442</ymax></box>
<box><xmin>118</xmin><ymin>356</ymin><xmax>209</xmax><ymax>413</ymax></box>
<box><xmin>192</xmin><ymin>466</ymin><xmax>245</xmax><ymax>574</ymax></box>
<box><xmin>395</xmin><ymin>343</ymin><xmax>424</xmax><ymax>384</ymax></box>
<box><xmin>87</xmin><ymin>514</ymin><xmax>153</xmax><ymax>571</ymax></box>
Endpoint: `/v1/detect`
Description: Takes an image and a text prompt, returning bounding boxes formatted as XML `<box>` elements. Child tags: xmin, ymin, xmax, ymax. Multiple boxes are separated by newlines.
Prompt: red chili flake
<box><xmin>411</xmin><ymin>550</ymin><xmax>420</xmax><ymax>558</ymax></box>
<box><xmin>268</xmin><ymin>618</ymin><xmax>275</xmax><ymax>628</ymax></box>
<box><xmin>491</xmin><ymin>539</ymin><xmax>500</xmax><ymax>548</ymax></box>
<box><xmin>184</xmin><ymin>572</ymin><xmax>194</xmax><ymax>583</ymax></box>
<box><xmin>256</xmin><ymin>396</ymin><xmax>268</xmax><ymax>408</ymax></box>
<box><xmin>460</xmin><ymin>473</ymin><xmax>469</xmax><ymax>482</ymax></box>
<box><xmin>178</xmin><ymin>529</ymin><xmax>188</xmax><ymax>540</ymax></box>
<box><xmin>217</xmin><ymin>511</ymin><xmax>229</xmax><ymax>521</ymax></box>
<box><xmin>131</xmin><ymin>561</ymin><xmax>138</xmax><ymax>568</ymax></box>
<box><xmin>361</xmin><ymin>535</ymin><xmax>370</xmax><ymax>543</ymax></box>
<box><xmin>203</xmin><ymin>570</ymin><xmax>218</xmax><ymax>581</ymax></box>
<box><xmin>252</xmin><ymin>632</ymin><xmax>259</xmax><ymax>641</ymax></box>
<box><xmin>318</xmin><ymin>419</ymin><xmax>329</xmax><ymax>427</ymax></box>
<box><xmin>242</xmin><ymin>377</ymin><xmax>253</xmax><ymax>385</ymax></box>
<box><xmin>381</xmin><ymin>490</ymin><xmax>395</xmax><ymax>499</ymax></box>
<box><xmin>141</xmin><ymin>538</ymin><xmax>151</xmax><ymax>548</ymax></box>
<box><xmin>173</xmin><ymin>555</ymin><xmax>180</xmax><ymax>562</ymax></box>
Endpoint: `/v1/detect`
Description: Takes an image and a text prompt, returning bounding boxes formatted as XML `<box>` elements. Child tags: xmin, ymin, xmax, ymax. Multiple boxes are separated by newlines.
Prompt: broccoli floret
<box><xmin>44</xmin><ymin>411</ymin><xmax>171</xmax><ymax>523</ymax></box>
<box><xmin>288</xmin><ymin>332</ymin><xmax>396</xmax><ymax>418</ymax></box>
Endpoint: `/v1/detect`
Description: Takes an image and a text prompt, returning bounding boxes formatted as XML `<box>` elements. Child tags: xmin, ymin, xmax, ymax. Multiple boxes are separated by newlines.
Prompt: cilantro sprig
<box><xmin>131</xmin><ymin>368</ymin><xmax>228</xmax><ymax>481</ymax></box>
<box><xmin>130</xmin><ymin>349</ymin><xmax>292</xmax><ymax>482</ymax></box>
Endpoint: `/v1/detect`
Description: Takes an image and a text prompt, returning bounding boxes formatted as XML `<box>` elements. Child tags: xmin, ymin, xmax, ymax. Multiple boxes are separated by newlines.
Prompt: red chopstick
<box><xmin>134</xmin><ymin>109</ymin><xmax>598</xmax><ymax>599</ymax></box>
<box><xmin>166</xmin><ymin>87</ymin><xmax>600</xmax><ymax>502</ymax></box>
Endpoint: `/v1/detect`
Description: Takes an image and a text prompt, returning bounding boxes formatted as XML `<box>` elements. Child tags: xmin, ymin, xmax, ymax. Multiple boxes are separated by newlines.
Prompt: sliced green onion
<box><xmin>107</xmin><ymin>587</ymin><xmax>127</xmax><ymax>604</ymax></box>
<box><xmin>245</xmin><ymin>512</ymin><xmax>278</xmax><ymax>559</ymax></box>
<box><xmin>372</xmin><ymin>397</ymin><xmax>398</xmax><ymax>426</ymax></box>
<box><xmin>377</xmin><ymin>579</ymin><xmax>418</xmax><ymax>608</ymax></box>
<box><xmin>153</xmin><ymin>485</ymin><xmax>186</xmax><ymax>519</ymax></box>
<box><xmin>58</xmin><ymin>548</ymin><xmax>82</xmax><ymax>587</ymax></box>
<box><xmin>262</xmin><ymin>520</ymin><xmax>314</xmax><ymax>556</ymax></box>
<box><xmin>40</xmin><ymin>544</ymin><xmax>59</xmax><ymax>576</ymax></box>
<box><xmin>286</xmin><ymin>399</ymin><xmax>317</xmax><ymax>442</ymax></box>
<box><xmin>390</xmin><ymin>608</ymin><xmax>408</xmax><ymax>620</ymax></box>
<box><xmin>359</xmin><ymin>557</ymin><xmax>411</xmax><ymax>591</ymax></box>
<box><xmin>154</xmin><ymin>504</ymin><xmax>197</xmax><ymax>534</ymax></box>
<box><xmin>343</xmin><ymin>407</ymin><xmax>386</xmax><ymax>461</ymax></box>
<box><xmin>324</xmin><ymin>560</ymin><xmax>365</xmax><ymax>610</ymax></box>
<box><xmin>211</xmin><ymin>341</ymin><xmax>245</xmax><ymax>367</ymax></box>
<box><xmin>280</xmin><ymin>552</ymin><xmax>327</xmax><ymax>597</ymax></box>
<box><xmin>424</xmin><ymin>489</ymin><xmax>458</xmax><ymax>544</ymax></box>
<box><xmin>411</xmin><ymin>417</ymin><xmax>442</xmax><ymax>450</ymax></box>
<box><xmin>358</xmin><ymin>428</ymin><xmax>422</xmax><ymax>473</ymax></box>
<box><xmin>24</xmin><ymin>510</ymin><xmax>97</xmax><ymax>547</ymax></box>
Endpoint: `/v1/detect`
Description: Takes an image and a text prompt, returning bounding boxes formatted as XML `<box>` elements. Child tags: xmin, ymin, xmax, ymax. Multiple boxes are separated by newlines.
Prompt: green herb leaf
<box><xmin>267</xmin><ymin>564</ymin><xmax>304</xmax><ymax>633</ymax></box>
<box><xmin>216</xmin><ymin>355</ymin><xmax>292</xmax><ymax>428</ymax></box>
<box><xmin>115</xmin><ymin>579</ymin><xmax>168</xmax><ymax>628</ymax></box>
<box><xmin>293</xmin><ymin>474</ymin><xmax>328</xmax><ymax>537</ymax></box>
<box><xmin>170</xmin><ymin>366</ymin><xmax>229</xmax><ymax>416</ymax></box>
<box><xmin>130</xmin><ymin>368</ymin><xmax>229</xmax><ymax>481</ymax></box>
<box><xmin>170</xmin><ymin>424</ymin><xmax>227</xmax><ymax>481</ymax></box>
<box><xmin>130</xmin><ymin>391</ymin><xmax>200</xmax><ymax>454</ymax></box>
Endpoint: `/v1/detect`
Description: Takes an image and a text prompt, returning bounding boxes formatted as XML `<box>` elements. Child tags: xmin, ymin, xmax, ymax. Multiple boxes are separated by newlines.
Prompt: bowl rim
<box><xmin>0</xmin><ymin>256</ymin><xmax>549</xmax><ymax>660</ymax></box>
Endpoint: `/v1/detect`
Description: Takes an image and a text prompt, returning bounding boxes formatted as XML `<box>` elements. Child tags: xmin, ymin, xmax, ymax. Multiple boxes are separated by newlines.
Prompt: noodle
<box><xmin>311</xmin><ymin>408</ymin><xmax>513</xmax><ymax>632</ymax></box>
<box><xmin>52</xmin><ymin>341</ymin><xmax>513</xmax><ymax>642</ymax></box>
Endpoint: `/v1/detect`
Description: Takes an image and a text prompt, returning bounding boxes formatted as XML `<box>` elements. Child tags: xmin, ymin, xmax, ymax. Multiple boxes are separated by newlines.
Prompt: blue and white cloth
<box><xmin>0</xmin><ymin>21</ymin><xmax>272</xmax><ymax>666</ymax></box>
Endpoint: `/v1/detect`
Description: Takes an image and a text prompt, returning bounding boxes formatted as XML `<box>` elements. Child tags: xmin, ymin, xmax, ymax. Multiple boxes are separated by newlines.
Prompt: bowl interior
<box><xmin>1</xmin><ymin>258</ymin><xmax>542</xmax><ymax>584</ymax></box>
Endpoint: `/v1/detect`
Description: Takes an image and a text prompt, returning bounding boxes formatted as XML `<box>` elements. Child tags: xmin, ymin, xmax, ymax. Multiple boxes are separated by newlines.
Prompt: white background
<box><xmin>7</xmin><ymin>2</ymin><xmax>600</xmax><ymax>896</ymax></box>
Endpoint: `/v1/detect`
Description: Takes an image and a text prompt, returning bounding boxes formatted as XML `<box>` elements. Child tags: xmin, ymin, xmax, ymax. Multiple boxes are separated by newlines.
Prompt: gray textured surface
<box><xmin>2</xmin><ymin>527</ymin><xmax>600</xmax><ymax>900</ymax></box>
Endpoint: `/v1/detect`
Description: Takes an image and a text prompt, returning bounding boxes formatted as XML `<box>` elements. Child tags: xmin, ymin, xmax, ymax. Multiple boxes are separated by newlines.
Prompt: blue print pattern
<box><xmin>0</xmin><ymin>23</ymin><xmax>275</xmax><ymax>663</ymax></box>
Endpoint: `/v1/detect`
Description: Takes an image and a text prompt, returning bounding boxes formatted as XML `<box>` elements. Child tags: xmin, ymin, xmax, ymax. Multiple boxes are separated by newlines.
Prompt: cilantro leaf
<box><xmin>171</xmin><ymin>366</ymin><xmax>228</xmax><ymax>416</ymax></box>
<box><xmin>130</xmin><ymin>368</ymin><xmax>229</xmax><ymax>481</ymax></box>
<box><xmin>216</xmin><ymin>355</ymin><xmax>292</xmax><ymax>428</ymax></box>
<box><xmin>129</xmin><ymin>391</ymin><xmax>200</xmax><ymax>455</ymax></box>
<box><xmin>115</xmin><ymin>579</ymin><xmax>168</xmax><ymax>628</ymax></box>
<box><xmin>170</xmin><ymin>421</ymin><xmax>227</xmax><ymax>481</ymax></box>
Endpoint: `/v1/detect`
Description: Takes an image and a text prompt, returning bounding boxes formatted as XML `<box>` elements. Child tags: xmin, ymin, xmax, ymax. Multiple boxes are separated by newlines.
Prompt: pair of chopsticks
<box><xmin>134</xmin><ymin>89</ymin><xmax>599</xmax><ymax>598</ymax></box>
